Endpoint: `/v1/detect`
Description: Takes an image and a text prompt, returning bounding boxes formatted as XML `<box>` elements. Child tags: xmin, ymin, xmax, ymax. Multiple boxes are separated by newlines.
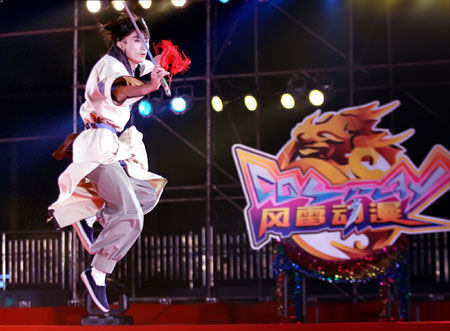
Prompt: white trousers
<box><xmin>87</xmin><ymin>162</ymin><xmax>157</xmax><ymax>274</ymax></box>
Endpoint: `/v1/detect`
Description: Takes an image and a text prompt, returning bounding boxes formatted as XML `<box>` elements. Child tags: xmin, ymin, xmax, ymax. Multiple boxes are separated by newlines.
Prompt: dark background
<box><xmin>0</xmin><ymin>1</ymin><xmax>449</xmax><ymax>303</ymax></box>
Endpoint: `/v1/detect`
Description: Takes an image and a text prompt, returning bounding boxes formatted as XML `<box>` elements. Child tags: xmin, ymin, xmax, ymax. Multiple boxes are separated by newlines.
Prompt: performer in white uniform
<box><xmin>48</xmin><ymin>14</ymin><xmax>168</xmax><ymax>312</ymax></box>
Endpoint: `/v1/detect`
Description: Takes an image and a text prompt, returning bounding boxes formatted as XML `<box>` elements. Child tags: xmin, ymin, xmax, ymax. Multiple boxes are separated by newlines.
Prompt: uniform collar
<box><xmin>108</xmin><ymin>45</ymin><xmax>141</xmax><ymax>77</ymax></box>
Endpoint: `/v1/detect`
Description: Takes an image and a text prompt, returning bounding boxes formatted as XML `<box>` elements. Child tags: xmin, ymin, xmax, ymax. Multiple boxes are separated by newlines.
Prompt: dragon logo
<box><xmin>232</xmin><ymin>101</ymin><xmax>450</xmax><ymax>260</ymax></box>
<box><xmin>277</xmin><ymin>100</ymin><xmax>413</xmax><ymax>181</ymax></box>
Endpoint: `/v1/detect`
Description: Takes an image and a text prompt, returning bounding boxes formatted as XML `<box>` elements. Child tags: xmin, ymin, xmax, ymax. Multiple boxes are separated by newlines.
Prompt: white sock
<box><xmin>91</xmin><ymin>267</ymin><xmax>106</xmax><ymax>286</ymax></box>
<box><xmin>85</xmin><ymin>216</ymin><xmax>97</xmax><ymax>227</ymax></box>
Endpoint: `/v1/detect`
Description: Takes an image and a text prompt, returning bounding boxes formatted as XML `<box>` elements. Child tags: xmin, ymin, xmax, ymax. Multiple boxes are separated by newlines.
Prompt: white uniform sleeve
<box><xmin>96</xmin><ymin>56</ymin><xmax>146</xmax><ymax>107</ymax></box>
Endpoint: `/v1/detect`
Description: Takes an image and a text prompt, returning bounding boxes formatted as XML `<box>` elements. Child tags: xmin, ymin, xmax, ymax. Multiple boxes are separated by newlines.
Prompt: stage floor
<box><xmin>1</xmin><ymin>322</ymin><xmax>450</xmax><ymax>331</ymax></box>
<box><xmin>0</xmin><ymin>302</ymin><xmax>449</xmax><ymax>330</ymax></box>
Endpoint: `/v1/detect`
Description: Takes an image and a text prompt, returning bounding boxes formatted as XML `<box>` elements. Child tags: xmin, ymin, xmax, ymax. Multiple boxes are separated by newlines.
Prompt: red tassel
<box><xmin>154</xmin><ymin>40</ymin><xmax>191</xmax><ymax>87</ymax></box>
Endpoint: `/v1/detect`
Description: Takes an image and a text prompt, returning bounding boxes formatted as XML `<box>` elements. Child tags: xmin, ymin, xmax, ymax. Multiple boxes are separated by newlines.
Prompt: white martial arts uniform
<box><xmin>48</xmin><ymin>46</ymin><xmax>167</xmax><ymax>273</ymax></box>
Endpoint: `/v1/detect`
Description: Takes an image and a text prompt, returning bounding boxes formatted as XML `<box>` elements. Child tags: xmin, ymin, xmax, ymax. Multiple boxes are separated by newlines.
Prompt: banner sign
<box><xmin>232</xmin><ymin>101</ymin><xmax>450</xmax><ymax>260</ymax></box>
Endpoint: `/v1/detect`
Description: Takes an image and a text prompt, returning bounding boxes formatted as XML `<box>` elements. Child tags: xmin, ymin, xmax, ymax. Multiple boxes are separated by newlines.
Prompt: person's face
<box><xmin>117</xmin><ymin>31</ymin><xmax>149</xmax><ymax>68</ymax></box>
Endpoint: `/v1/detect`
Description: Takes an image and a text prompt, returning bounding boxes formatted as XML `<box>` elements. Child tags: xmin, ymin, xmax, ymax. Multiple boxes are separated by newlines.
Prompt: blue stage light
<box><xmin>219</xmin><ymin>0</ymin><xmax>230</xmax><ymax>3</ymax></box>
<box><xmin>0</xmin><ymin>274</ymin><xmax>10</xmax><ymax>289</ymax></box>
<box><xmin>170</xmin><ymin>97</ymin><xmax>187</xmax><ymax>114</ymax></box>
<box><xmin>138</xmin><ymin>99</ymin><xmax>152</xmax><ymax>117</ymax></box>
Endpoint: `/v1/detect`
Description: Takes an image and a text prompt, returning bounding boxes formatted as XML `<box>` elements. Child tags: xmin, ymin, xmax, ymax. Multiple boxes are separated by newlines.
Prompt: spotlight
<box><xmin>308</xmin><ymin>77</ymin><xmax>335</xmax><ymax>107</ymax></box>
<box><xmin>308</xmin><ymin>89</ymin><xmax>324</xmax><ymax>107</ymax></box>
<box><xmin>138</xmin><ymin>0</ymin><xmax>152</xmax><ymax>9</ymax></box>
<box><xmin>138</xmin><ymin>99</ymin><xmax>152</xmax><ymax>117</ymax></box>
<box><xmin>171</xmin><ymin>0</ymin><xmax>187</xmax><ymax>7</ymax></box>
<box><xmin>0</xmin><ymin>274</ymin><xmax>10</xmax><ymax>289</ymax></box>
<box><xmin>218</xmin><ymin>0</ymin><xmax>230</xmax><ymax>3</ymax></box>
<box><xmin>111</xmin><ymin>0</ymin><xmax>124</xmax><ymax>11</ymax></box>
<box><xmin>86</xmin><ymin>0</ymin><xmax>102</xmax><ymax>13</ymax></box>
<box><xmin>286</xmin><ymin>74</ymin><xmax>335</xmax><ymax>108</ymax></box>
<box><xmin>244</xmin><ymin>95</ymin><xmax>257</xmax><ymax>111</ymax></box>
<box><xmin>170</xmin><ymin>86</ymin><xmax>193</xmax><ymax>115</ymax></box>
<box><xmin>280</xmin><ymin>93</ymin><xmax>295</xmax><ymax>110</ymax></box>
<box><xmin>170</xmin><ymin>97</ymin><xmax>187</xmax><ymax>114</ymax></box>
<box><xmin>211</xmin><ymin>96</ymin><xmax>223</xmax><ymax>112</ymax></box>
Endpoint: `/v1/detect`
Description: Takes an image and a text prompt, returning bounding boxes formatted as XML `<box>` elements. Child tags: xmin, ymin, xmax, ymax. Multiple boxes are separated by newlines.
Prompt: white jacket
<box><xmin>48</xmin><ymin>47</ymin><xmax>166</xmax><ymax>229</ymax></box>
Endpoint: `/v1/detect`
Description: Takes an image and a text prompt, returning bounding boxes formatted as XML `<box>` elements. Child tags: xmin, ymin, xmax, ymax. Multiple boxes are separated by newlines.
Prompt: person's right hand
<box><xmin>146</xmin><ymin>65</ymin><xmax>169</xmax><ymax>93</ymax></box>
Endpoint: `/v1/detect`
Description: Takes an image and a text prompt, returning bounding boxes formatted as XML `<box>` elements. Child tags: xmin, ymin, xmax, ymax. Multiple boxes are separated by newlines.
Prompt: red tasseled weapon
<box><xmin>154</xmin><ymin>40</ymin><xmax>191</xmax><ymax>87</ymax></box>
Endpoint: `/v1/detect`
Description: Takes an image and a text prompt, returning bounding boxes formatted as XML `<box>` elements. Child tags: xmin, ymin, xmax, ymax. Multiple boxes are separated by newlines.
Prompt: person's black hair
<box><xmin>100</xmin><ymin>13</ymin><xmax>149</xmax><ymax>45</ymax></box>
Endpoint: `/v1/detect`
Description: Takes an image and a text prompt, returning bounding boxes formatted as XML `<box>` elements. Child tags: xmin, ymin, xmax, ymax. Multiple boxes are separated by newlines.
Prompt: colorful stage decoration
<box><xmin>232</xmin><ymin>100</ymin><xmax>450</xmax><ymax>321</ymax></box>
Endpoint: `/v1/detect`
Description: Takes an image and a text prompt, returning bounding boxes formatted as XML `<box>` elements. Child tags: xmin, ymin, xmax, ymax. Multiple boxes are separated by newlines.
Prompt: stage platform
<box><xmin>0</xmin><ymin>302</ymin><xmax>449</xmax><ymax>330</ymax></box>
<box><xmin>0</xmin><ymin>323</ymin><xmax>450</xmax><ymax>331</ymax></box>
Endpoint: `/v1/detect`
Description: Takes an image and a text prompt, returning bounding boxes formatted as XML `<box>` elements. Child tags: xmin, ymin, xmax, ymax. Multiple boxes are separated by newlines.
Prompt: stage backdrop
<box><xmin>232</xmin><ymin>100</ymin><xmax>450</xmax><ymax>269</ymax></box>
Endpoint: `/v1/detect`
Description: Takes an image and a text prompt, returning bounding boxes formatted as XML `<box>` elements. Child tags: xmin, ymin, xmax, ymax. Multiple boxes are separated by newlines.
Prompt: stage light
<box><xmin>170</xmin><ymin>97</ymin><xmax>187</xmax><ymax>114</ymax></box>
<box><xmin>86</xmin><ymin>0</ymin><xmax>102</xmax><ymax>13</ymax></box>
<box><xmin>111</xmin><ymin>0</ymin><xmax>124</xmax><ymax>11</ymax></box>
<box><xmin>0</xmin><ymin>274</ymin><xmax>10</xmax><ymax>289</ymax></box>
<box><xmin>170</xmin><ymin>86</ymin><xmax>193</xmax><ymax>115</ymax></box>
<box><xmin>138</xmin><ymin>99</ymin><xmax>152</xmax><ymax>117</ymax></box>
<box><xmin>244</xmin><ymin>95</ymin><xmax>257</xmax><ymax>111</ymax></box>
<box><xmin>280</xmin><ymin>93</ymin><xmax>295</xmax><ymax>110</ymax></box>
<box><xmin>211</xmin><ymin>96</ymin><xmax>223</xmax><ymax>112</ymax></box>
<box><xmin>285</xmin><ymin>74</ymin><xmax>335</xmax><ymax>108</ymax></box>
<box><xmin>171</xmin><ymin>0</ymin><xmax>187</xmax><ymax>7</ymax></box>
<box><xmin>139</xmin><ymin>0</ymin><xmax>152</xmax><ymax>9</ymax></box>
<box><xmin>309</xmin><ymin>89</ymin><xmax>324</xmax><ymax>107</ymax></box>
<box><xmin>307</xmin><ymin>77</ymin><xmax>335</xmax><ymax>107</ymax></box>
<box><xmin>218</xmin><ymin>0</ymin><xmax>230</xmax><ymax>3</ymax></box>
